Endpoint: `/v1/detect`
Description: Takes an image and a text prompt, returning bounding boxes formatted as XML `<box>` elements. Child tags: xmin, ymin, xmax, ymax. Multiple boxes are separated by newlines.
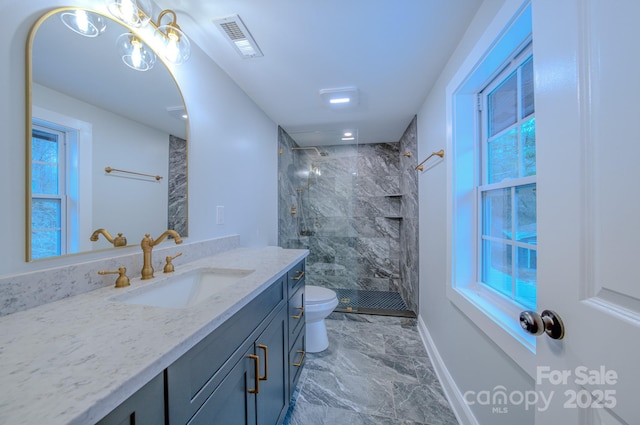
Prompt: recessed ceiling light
<box><xmin>330</xmin><ymin>97</ymin><xmax>351</xmax><ymax>104</ymax></box>
<box><xmin>341</xmin><ymin>137</ymin><xmax>355</xmax><ymax>141</ymax></box>
<box><xmin>319</xmin><ymin>87</ymin><xmax>358</xmax><ymax>108</ymax></box>
<box><xmin>344</xmin><ymin>132</ymin><xmax>353</xmax><ymax>137</ymax></box>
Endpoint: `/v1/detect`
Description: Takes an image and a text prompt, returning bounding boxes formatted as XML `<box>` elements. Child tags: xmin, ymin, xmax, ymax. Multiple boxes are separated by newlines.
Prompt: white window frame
<box><xmin>30</xmin><ymin>106</ymin><xmax>93</xmax><ymax>260</ymax></box>
<box><xmin>478</xmin><ymin>45</ymin><xmax>536</xmax><ymax>309</ymax></box>
<box><xmin>446</xmin><ymin>0</ymin><xmax>537</xmax><ymax>374</ymax></box>
<box><xmin>31</xmin><ymin>124</ymin><xmax>69</xmax><ymax>257</ymax></box>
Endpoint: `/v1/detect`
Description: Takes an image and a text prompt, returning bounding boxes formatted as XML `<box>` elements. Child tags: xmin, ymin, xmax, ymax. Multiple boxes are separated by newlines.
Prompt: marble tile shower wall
<box><xmin>278</xmin><ymin>121</ymin><xmax>419</xmax><ymax>311</ymax></box>
<box><xmin>168</xmin><ymin>135</ymin><xmax>188</xmax><ymax>236</ymax></box>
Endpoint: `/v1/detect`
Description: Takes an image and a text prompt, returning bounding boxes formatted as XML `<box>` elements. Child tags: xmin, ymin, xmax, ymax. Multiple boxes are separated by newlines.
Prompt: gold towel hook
<box><xmin>415</xmin><ymin>149</ymin><xmax>445</xmax><ymax>171</ymax></box>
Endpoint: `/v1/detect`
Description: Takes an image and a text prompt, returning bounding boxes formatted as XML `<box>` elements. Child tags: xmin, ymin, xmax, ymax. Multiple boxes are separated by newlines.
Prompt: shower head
<box><xmin>292</xmin><ymin>146</ymin><xmax>329</xmax><ymax>157</ymax></box>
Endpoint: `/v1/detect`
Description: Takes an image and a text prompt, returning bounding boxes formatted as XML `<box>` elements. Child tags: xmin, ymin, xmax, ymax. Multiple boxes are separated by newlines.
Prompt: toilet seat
<box><xmin>306</xmin><ymin>285</ymin><xmax>337</xmax><ymax>305</ymax></box>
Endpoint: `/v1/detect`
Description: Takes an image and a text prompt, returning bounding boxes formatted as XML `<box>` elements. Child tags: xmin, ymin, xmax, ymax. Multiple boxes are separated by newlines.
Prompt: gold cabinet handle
<box><xmin>292</xmin><ymin>271</ymin><xmax>305</xmax><ymax>281</ymax></box>
<box><xmin>248</xmin><ymin>354</ymin><xmax>260</xmax><ymax>394</ymax></box>
<box><xmin>293</xmin><ymin>350</ymin><xmax>305</xmax><ymax>367</ymax></box>
<box><xmin>258</xmin><ymin>344</ymin><xmax>268</xmax><ymax>381</ymax></box>
<box><xmin>291</xmin><ymin>307</ymin><xmax>304</xmax><ymax>319</ymax></box>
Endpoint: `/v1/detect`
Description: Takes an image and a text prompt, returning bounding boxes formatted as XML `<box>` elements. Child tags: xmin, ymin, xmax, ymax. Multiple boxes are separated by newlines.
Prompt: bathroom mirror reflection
<box><xmin>27</xmin><ymin>8</ymin><xmax>188</xmax><ymax>261</ymax></box>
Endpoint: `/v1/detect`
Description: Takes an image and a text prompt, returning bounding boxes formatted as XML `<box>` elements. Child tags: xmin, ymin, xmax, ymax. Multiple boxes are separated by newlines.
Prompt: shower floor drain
<box><xmin>333</xmin><ymin>289</ymin><xmax>414</xmax><ymax>317</ymax></box>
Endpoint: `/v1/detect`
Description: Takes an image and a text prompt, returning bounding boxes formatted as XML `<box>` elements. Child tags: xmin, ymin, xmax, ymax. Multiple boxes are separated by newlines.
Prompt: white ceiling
<box><xmin>154</xmin><ymin>0</ymin><xmax>484</xmax><ymax>146</ymax></box>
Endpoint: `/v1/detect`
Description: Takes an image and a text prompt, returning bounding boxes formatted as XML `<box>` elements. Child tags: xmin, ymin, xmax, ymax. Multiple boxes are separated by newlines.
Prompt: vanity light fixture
<box><xmin>107</xmin><ymin>0</ymin><xmax>191</xmax><ymax>69</ymax></box>
<box><xmin>155</xmin><ymin>9</ymin><xmax>191</xmax><ymax>65</ymax></box>
<box><xmin>106</xmin><ymin>0</ymin><xmax>152</xmax><ymax>28</ymax></box>
<box><xmin>116</xmin><ymin>33</ymin><xmax>156</xmax><ymax>71</ymax></box>
<box><xmin>60</xmin><ymin>9</ymin><xmax>107</xmax><ymax>37</ymax></box>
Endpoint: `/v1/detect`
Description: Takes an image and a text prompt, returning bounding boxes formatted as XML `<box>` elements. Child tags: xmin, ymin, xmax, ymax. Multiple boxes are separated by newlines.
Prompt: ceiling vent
<box><xmin>213</xmin><ymin>14</ymin><xmax>263</xmax><ymax>58</ymax></box>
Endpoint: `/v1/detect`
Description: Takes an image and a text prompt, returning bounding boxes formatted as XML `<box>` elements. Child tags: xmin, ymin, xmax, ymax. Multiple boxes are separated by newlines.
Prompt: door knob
<box><xmin>519</xmin><ymin>310</ymin><xmax>565</xmax><ymax>340</ymax></box>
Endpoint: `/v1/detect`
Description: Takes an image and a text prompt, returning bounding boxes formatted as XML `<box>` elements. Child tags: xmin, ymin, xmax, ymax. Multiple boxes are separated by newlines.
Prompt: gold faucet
<box><xmin>164</xmin><ymin>252</ymin><xmax>183</xmax><ymax>273</ymax></box>
<box><xmin>140</xmin><ymin>230</ymin><xmax>182</xmax><ymax>280</ymax></box>
<box><xmin>98</xmin><ymin>267</ymin><xmax>130</xmax><ymax>288</ymax></box>
<box><xmin>90</xmin><ymin>228</ymin><xmax>127</xmax><ymax>247</ymax></box>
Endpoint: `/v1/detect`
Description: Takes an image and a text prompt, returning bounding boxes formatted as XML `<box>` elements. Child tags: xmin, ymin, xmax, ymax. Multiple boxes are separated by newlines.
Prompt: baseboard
<box><xmin>416</xmin><ymin>315</ymin><xmax>480</xmax><ymax>425</ymax></box>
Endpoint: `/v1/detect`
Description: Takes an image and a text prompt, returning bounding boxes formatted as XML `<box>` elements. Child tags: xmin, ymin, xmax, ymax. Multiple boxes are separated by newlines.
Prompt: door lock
<box><xmin>519</xmin><ymin>310</ymin><xmax>565</xmax><ymax>340</ymax></box>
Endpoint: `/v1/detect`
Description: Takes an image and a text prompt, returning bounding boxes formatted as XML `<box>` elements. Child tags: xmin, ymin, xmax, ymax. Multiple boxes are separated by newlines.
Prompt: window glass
<box><xmin>488</xmin><ymin>128</ymin><xmax>518</xmax><ymax>183</ymax></box>
<box><xmin>481</xmin><ymin>239</ymin><xmax>513</xmax><ymax>298</ymax></box>
<box><xmin>522</xmin><ymin>118</ymin><xmax>536</xmax><ymax>177</ymax></box>
<box><xmin>488</xmin><ymin>71</ymin><xmax>517</xmax><ymax>136</ymax></box>
<box><xmin>31</xmin><ymin>198</ymin><xmax>62</xmax><ymax>258</ymax></box>
<box><xmin>521</xmin><ymin>57</ymin><xmax>534</xmax><ymax>118</ymax></box>
<box><xmin>32</xmin><ymin>130</ymin><xmax>60</xmax><ymax>194</ymax></box>
<box><xmin>482</xmin><ymin>188</ymin><xmax>512</xmax><ymax>238</ymax></box>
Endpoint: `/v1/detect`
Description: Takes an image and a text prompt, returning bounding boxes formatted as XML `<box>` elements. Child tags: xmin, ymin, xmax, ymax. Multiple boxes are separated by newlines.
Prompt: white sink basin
<box><xmin>111</xmin><ymin>268</ymin><xmax>254</xmax><ymax>308</ymax></box>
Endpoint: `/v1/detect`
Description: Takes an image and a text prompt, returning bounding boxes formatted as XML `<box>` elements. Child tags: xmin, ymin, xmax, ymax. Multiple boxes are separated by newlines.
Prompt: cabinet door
<box><xmin>187</xmin><ymin>348</ymin><xmax>258</xmax><ymax>425</ymax></box>
<box><xmin>96</xmin><ymin>373</ymin><xmax>164</xmax><ymax>425</ymax></box>
<box><xmin>255</xmin><ymin>305</ymin><xmax>289</xmax><ymax>425</ymax></box>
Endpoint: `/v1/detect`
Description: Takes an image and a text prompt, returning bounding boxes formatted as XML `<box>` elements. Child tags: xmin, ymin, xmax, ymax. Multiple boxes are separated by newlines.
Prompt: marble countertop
<box><xmin>0</xmin><ymin>246</ymin><xmax>308</xmax><ymax>425</ymax></box>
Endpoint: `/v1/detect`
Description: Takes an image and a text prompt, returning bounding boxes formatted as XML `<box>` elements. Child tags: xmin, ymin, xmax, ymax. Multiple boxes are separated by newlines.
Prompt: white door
<box><xmin>533</xmin><ymin>0</ymin><xmax>640</xmax><ymax>423</ymax></box>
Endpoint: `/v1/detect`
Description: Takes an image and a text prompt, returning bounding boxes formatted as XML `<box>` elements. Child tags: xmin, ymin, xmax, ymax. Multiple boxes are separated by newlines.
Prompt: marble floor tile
<box><xmin>284</xmin><ymin>314</ymin><xmax>458</xmax><ymax>425</ymax></box>
<box><xmin>393</xmin><ymin>382</ymin><xmax>458</xmax><ymax>425</ymax></box>
<box><xmin>298</xmin><ymin>368</ymin><xmax>397</xmax><ymax>419</ymax></box>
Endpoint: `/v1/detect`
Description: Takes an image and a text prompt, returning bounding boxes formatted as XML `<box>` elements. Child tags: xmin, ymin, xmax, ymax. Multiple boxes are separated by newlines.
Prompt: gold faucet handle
<box><xmin>113</xmin><ymin>233</ymin><xmax>127</xmax><ymax>247</ymax></box>
<box><xmin>164</xmin><ymin>252</ymin><xmax>183</xmax><ymax>273</ymax></box>
<box><xmin>98</xmin><ymin>266</ymin><xmax>131</xmax><ymax>288</ymax></box>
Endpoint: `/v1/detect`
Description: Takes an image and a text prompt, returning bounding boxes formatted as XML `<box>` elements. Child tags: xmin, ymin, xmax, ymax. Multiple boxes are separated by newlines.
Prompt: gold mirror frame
<box><xmin>26</xmin><ymin>7</ymin><xmax>189</xmax><ymax>261</ymax></box>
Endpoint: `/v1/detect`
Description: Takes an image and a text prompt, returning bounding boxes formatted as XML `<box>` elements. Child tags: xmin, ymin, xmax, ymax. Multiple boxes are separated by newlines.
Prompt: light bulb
<box><xmin>121</xmin><ymin>0</ymin><xmax>136</xmax><ymax>23</ymax></box>
<box><xmin>107</xmin><ymin>0</ymin><xmax>151</xmax><ymax>27</ymax></box>
<box><xmin>75</xmin><ymin>10</ymin><xmax>89</xmax><ymax>33</ymax></box>
<box><xmin>131</xmin><ymin>39</ymin><xmax>143</xmax><ymax>69</ymax></box>
<box><xmin>116</xmin><ymin>33</ymin><xmax>156</xmax><ymax>71</ymax></box>
<box><xmin>165</xmin><ymin>35</ymin><xmax>180</xmax><ymax>63</ymax></box>
<box><xmin>157</xmin><ymin>24</ymin><xmax>190</xmax><ymax>64</ymax></box>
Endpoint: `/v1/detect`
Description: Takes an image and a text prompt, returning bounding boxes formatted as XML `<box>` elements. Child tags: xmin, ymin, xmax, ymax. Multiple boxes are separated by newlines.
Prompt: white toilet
<box><xmin>304</xmin><ymin>285</ymin><xmax>339</xmax><ymax>353</ymax></box>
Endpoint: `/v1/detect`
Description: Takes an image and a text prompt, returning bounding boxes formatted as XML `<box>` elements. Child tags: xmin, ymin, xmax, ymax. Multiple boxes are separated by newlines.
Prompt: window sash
<box><xmin>31</xmin><ymin>125</ymin><xmax>68</xmax><ymax>259</ymax></box>
<box><xmin>478</xmin><ymin>47</ymin><xmax>536</xmax><ymax>310</ymax></box>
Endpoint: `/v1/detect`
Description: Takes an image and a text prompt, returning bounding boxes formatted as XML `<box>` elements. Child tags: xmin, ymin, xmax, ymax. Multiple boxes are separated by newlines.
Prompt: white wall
<box><xmin>0</xmin><ymin>0</ymin><xmax>278</xmax><ymax>276</ymax></box>
<box><xmin>416</xmin><ymin>0</ymin><xmax>534</xmax><ymax>424</ymax></box>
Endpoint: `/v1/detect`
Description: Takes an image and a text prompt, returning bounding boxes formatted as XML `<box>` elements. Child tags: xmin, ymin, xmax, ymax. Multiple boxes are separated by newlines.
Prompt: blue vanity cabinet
<box><xmin>187</xmin><ymin>305</ymin><xmax>288</xmax><ymax>425</ymax></box>
<box><xmin>95</xmin><ymin>373</ymin><xmax>165</xmax><ymax>425</ymax></box>
<box><xmin>166</xmin><ymin>274</ymin><xmax>291</xmax><ymax>425</ymax></box>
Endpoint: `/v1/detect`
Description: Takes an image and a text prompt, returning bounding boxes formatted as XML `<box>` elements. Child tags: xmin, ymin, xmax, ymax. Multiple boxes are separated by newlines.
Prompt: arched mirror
<box><xmin>27</xmin><ymin>8</ymin><xmax>188</xmax><ymax>261</ymax></box>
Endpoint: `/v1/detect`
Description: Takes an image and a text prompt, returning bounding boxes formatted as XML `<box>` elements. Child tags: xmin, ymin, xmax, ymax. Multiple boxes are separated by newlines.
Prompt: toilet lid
<box><xmin>306</xmin><ymin>285</ymin><xmax>337</xmax><ymax>304</ymax></box>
